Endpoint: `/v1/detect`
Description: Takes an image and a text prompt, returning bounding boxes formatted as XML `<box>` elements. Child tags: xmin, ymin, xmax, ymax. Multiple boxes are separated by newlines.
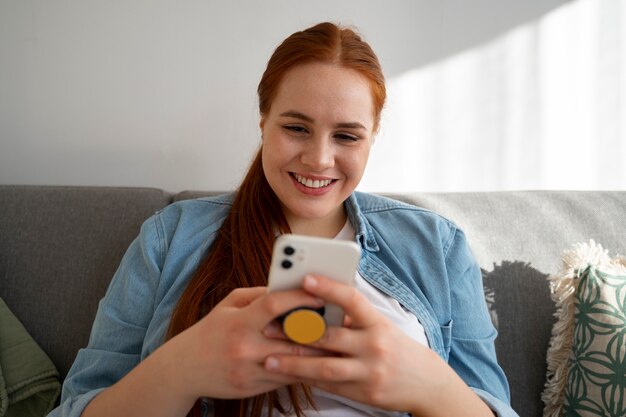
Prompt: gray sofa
<box><xmin>1</xmin><ymin>185</ymin><xmax>625</xmax><ymax>417</ymax></box>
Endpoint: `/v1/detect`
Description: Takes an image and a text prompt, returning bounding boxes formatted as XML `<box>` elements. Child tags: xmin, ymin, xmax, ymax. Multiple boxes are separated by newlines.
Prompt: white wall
<box><xmin>0</xmin><ymin>0</ymin><xmax>571</xmax><ymax>192</ymax></box>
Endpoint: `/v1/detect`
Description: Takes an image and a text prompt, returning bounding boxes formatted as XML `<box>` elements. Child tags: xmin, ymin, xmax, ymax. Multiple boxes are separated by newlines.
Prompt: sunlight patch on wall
<box><xmin>360</xmin><ymin>0</ymin><xmax>625</xmax><ymax>192</ymax></box>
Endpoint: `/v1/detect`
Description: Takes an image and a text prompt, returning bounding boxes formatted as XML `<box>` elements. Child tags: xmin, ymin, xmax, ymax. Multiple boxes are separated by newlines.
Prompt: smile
<box><xmin>292</xmin><ymin>173</ymin><xmax>334</xmax><ymax>189</ymax></box>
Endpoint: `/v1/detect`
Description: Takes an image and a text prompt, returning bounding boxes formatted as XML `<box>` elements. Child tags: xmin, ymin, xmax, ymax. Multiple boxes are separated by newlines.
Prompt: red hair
<box><xmin>167</xmin><ymin>22</ymin><xmax>386</xmax><ymax>417</ymax></box>
<box><xmin>258</xmin><ymin>22</ymin><xmax>386</xmax><ymax>131</ymax></box>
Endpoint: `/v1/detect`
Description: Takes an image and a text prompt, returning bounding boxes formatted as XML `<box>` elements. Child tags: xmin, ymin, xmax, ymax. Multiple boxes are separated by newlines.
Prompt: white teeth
<box><xmin>294</xmin><ymin>173</ymin><xmax>332</xmax><ymax>189</ymax></box>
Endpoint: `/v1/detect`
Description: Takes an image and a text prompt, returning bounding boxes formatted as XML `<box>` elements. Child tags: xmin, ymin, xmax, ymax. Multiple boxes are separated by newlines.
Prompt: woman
<box><xmin>49</xmin><ymin>22</ymin><xmax>518</xmax><ymax>417</ymax></box>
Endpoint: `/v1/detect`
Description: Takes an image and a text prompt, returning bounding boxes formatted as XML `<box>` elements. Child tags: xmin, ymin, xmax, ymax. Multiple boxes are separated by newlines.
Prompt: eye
<box><xmin>335</xmin><ymin>132</ymin><xmax>359</xmax><ymax>142</ymax></box>
<box><xmin>284</xmin><ymin>125</ymin><xmax>308</xmax><ymax>134</ymax></box>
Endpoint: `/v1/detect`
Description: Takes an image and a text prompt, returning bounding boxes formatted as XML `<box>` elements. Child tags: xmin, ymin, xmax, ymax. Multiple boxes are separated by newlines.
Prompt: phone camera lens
<box><xmin>281</xmin><ymin>260</ymin><xmax>293</xmax><ymax>269</ymax></box>
<box><xmin>284</xmin><ymin>246</ymin><xmax>295</xmax><ymax>256</ymax></box>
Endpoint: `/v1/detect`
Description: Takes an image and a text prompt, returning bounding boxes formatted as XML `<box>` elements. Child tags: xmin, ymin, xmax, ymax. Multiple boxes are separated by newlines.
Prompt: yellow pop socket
<box><xmin>283</xmin><ymin>308</ymin><xmax>326</xmax><ymax>344</ymax></box>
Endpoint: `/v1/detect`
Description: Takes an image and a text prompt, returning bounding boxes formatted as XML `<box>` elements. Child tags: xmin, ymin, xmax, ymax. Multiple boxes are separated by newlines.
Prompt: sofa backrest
<box><xmin>0</xmin><ymin>186</ymin><xmax>170</xmax><ymax>381</ymax></box>
<box><xmin>2</xmin><ymin>186</ymin><xmax>625</xmax><ymax>417</ymax></box>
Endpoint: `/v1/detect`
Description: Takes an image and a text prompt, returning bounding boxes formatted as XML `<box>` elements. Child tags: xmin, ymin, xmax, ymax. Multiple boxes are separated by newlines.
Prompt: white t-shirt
<box><xmin>263</xmin><ymin>221</ymin><xmax>428</xmax><ymax>416</ymax></box>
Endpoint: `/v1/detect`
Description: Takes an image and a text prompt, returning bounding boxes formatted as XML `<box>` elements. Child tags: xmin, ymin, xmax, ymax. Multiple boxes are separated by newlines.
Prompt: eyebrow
<box><xmin>279</xmin><ymin>111</ymin><xmax>367</xmax><ymax>131</ymax></box>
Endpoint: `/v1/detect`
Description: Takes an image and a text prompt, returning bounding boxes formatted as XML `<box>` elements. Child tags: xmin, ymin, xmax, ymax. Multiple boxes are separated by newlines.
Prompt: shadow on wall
<box><xmin>482</xmin><ymin>261</ymin><xmax>556</xmax><ymax>417</ymax></box>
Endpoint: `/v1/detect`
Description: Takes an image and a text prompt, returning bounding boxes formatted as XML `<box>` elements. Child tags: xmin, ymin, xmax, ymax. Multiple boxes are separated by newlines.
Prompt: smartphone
<box><xmin>267</xmin><ymin>234</ymin><xmax>361</xmax><ymax>327</ymax></box>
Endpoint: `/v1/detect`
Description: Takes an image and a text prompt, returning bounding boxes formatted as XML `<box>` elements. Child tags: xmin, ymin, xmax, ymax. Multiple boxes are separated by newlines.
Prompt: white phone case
<box><xmin>267</xmin><ymin>234</ymin><xmax>361</xmax><ymax>326</ymax></box>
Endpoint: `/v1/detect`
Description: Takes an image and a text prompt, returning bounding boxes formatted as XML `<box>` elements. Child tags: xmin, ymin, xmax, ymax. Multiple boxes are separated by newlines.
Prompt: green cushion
<box><xmin>0</xmin><ymin>298</ymin><xmax>60</xmax><ymax>417</ymax></box>
<box><xmin>543</xmin><ymin>241</ymin><xmax>626</xmax><ymax>417</ymax></box>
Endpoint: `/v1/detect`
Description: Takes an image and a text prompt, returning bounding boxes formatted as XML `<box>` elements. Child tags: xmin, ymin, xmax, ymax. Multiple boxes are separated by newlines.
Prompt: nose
<box><xmin>300</xmin><ymin>137</ymin><xmax>335</xmax><ymax>171</ymax></box>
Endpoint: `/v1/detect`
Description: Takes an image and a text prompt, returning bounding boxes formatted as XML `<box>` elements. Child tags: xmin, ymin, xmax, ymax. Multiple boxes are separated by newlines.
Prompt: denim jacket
<box><xmin>49</xmin><ymin>192</ymin><xmax>518</xmax><ymax>417</ymax></box>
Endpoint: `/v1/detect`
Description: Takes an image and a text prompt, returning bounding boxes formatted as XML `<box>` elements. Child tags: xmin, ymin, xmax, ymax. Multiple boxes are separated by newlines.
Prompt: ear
<box><xmin>259</xmin><ymin>116</ymin><xmax>266</xmax><ymax>136</ymax></box>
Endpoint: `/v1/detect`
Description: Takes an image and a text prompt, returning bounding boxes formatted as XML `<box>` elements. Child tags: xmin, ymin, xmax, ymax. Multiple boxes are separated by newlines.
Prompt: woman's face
<box><xmin>261</xmin><ymin>62</ymin><xmax>375</xmax><ymax>234</ymax></box>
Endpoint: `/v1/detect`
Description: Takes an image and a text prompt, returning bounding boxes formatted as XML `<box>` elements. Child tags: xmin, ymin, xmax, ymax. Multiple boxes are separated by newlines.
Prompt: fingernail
<box><xmin>304</xmin><ymin>275</ymin><xmax>318</xmax><ymax>288</ymax></box>
<box><xmin>266</xmin><ymin>357</ymin><xmax>279</xmax><ymax>370</ymax></box>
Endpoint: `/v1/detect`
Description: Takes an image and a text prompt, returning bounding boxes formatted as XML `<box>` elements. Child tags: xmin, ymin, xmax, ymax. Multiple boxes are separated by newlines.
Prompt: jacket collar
<box><xmin>345</xmin><ymin>192</ymin><xmax>379</xmax><ymax>253</ymax></box>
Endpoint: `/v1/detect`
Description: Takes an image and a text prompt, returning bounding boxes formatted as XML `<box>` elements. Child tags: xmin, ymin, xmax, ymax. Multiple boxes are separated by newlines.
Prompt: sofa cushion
<box><xmin>543</xmin><ymin>241</ymin><xmax>626</xmax><ymax>417</ymax></box>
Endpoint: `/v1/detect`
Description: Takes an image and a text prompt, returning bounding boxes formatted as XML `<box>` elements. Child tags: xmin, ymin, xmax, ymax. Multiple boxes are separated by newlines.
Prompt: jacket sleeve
<box><xmin>47</xmin><ymin>213</ymin><xmax>165</xmax><ymax>417</ymax></box>
<box><xmin>444</xmin><ymin>228</ymin><xmax>519</xmax><ymax>417</ymax></box>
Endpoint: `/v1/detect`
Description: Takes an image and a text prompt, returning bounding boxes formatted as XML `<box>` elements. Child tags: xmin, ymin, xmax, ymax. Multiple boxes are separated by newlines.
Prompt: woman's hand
<box><xmin>159</xmin><ymin>286</ymin><xmax>328</xmax><ymax>402</ymax></box>
<box><xmin>262</xmin><ymin>275</ymin><xmax>494</xmax><ymax>416</ymax></box>
<box><xmin>83</xmin><ymin>286</ymin><xmax>333</xmax><ymax>417</ymax></box>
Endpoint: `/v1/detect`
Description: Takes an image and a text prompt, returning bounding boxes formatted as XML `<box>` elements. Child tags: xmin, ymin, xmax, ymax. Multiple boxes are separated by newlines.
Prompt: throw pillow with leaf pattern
<box><xmin>542</xmin><ymin>240</ymin><xmax>626</xmax><ymax>417</ymax></box>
